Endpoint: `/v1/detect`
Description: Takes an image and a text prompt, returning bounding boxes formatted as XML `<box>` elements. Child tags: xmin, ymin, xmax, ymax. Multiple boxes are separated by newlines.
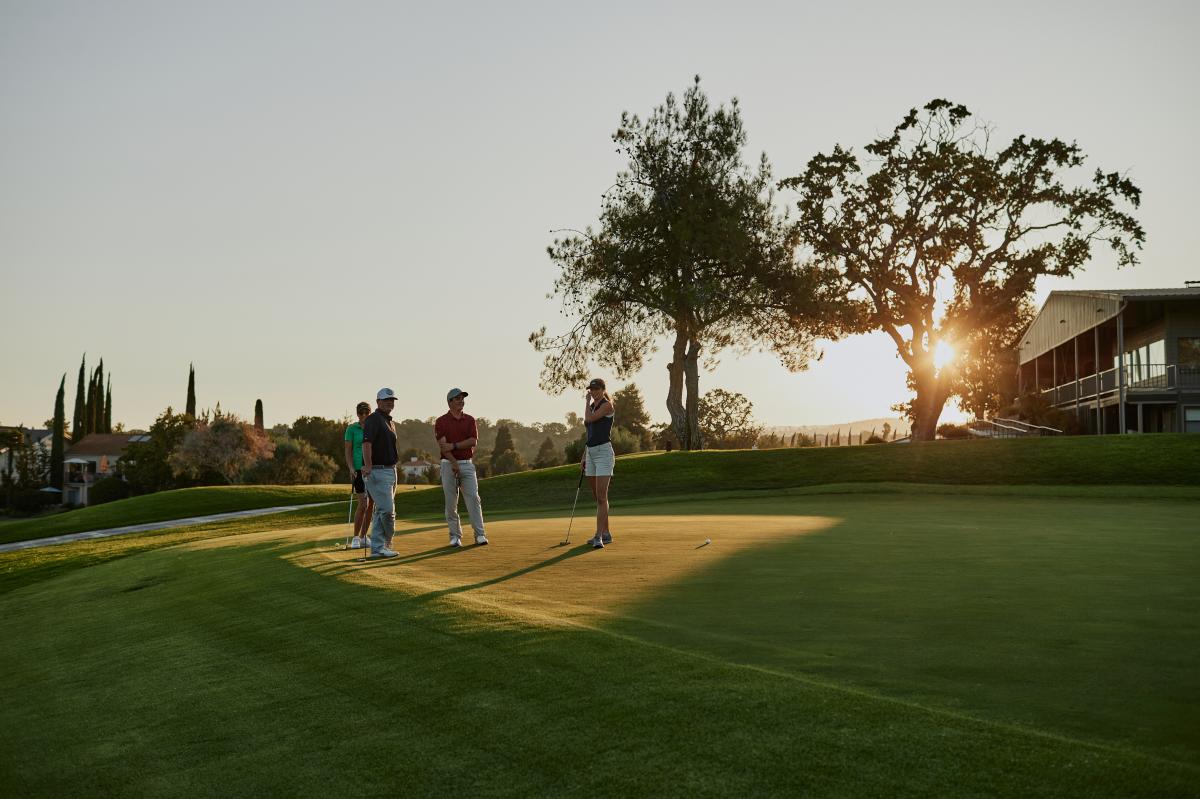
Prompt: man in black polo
<box><xmin>361</xmin><ymin>387</ymin><xmax>401</xmax><ymax>559</ymax></box>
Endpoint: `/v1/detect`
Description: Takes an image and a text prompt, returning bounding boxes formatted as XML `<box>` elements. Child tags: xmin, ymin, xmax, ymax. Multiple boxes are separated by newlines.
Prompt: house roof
<box><xmin>1052</xmin><ymin>287</ymin><xmax>1200</xmax><ymax>301</ymax></box>
<box><xmin>1019</xmin><ymin>286</ymin><xmax>1200</xmax><ymax>362</ymax></box>
<box><xmin>66</xmin><ymin>433</ymin><xmax>142</xmax><ymax>456</ymax></box>
<box><xmin>0</xmin><ymin>427</ymin><xmax>51</xmax><ymax>445</ymax></box>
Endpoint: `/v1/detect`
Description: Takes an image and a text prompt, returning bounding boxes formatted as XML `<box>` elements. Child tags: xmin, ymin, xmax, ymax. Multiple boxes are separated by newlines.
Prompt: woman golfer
<box><xmin>343</xmin><ymin>401</ymin><xmax>376</xmax><ymax>549</ymax></box>
<box><xmin>581</xmin><ymin>378</ymin><xmax>616</xmax><ymax>549</ymax></box>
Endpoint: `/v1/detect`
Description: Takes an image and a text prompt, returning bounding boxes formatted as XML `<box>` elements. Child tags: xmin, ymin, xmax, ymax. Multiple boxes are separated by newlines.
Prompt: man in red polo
<box><xmin>434</xmin><ymin>388</ymin><xmax>488</xmax><ymax>547</ymax></box>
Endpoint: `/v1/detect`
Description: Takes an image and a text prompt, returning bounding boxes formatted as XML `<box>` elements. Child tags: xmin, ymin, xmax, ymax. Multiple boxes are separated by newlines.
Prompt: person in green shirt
<box><xmin>343</xmin><ymin>401</ymin><xmax>375</xmax><ymax>548</ymax></box>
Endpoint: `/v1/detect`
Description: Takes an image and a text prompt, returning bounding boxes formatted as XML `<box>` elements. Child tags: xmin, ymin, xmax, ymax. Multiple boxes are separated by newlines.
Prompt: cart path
<box><xmin>0</xmin><ymin>503</ymin><xmax>333</xmax><ymax>553</ymax></box>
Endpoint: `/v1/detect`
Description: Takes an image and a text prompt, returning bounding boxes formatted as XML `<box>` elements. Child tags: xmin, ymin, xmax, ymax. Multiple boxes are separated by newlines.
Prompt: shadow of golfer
<box><xmin>413</xmin><ymin>544</ymin><xmax>592</xmax><ymax>602</ymax></box>
<box><xmin>351</xmin><ymin>544</ymin><xmax>468</xmax><ymax>570</ymax></box>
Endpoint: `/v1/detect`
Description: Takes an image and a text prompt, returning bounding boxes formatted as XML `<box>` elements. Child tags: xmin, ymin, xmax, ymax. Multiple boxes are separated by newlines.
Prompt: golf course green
<box><xmin>1</xmin><ymin>440</ymin><xmax>1197</xmax><ymax>797</ymax></box>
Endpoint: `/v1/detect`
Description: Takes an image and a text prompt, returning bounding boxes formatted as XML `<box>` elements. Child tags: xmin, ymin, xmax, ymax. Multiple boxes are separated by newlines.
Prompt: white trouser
<box><xmin>440</xmin><ymin>459</ymin><xmax>485</xmax><ymax>540</ymax></box>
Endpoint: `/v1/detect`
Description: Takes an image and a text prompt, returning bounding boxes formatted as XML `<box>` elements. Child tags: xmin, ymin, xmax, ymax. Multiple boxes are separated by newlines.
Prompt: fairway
<box><xmin>2</xmin><ymin>485</ymin><xmax>1197</xmax><ymax>797</ymax></box>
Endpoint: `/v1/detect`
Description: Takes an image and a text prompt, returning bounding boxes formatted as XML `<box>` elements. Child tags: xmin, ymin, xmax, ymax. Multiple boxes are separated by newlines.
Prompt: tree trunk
<box><xmin>910</xmin><ymin>367</ymin><xmax>951</xmax><ymax>441</ymax></box>
<box><xmin>684</xmin><ymin>337</ymin><xmax>703</xmax><ymax>450</ymax></box>
<box><xmin>666</xmin><ymin>327</ymin><xmax>688</xmax><ymax>448</ymax></box>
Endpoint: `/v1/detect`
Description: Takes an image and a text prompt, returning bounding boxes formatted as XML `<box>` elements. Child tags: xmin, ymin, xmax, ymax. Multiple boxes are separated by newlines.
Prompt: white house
<box><xmin>399</xmin><ymin>456</ymin><xmax>436</xmax><ymax>480</ymax></box>
<box><xmin>63</xmin><ymin>433</ymin><xmax>148</xmax><ymax>505</ymax></box>
<box><xmin>0</xmin><ymin>427</ymin><xmax>52</xmax><ymax>483</ymax></box>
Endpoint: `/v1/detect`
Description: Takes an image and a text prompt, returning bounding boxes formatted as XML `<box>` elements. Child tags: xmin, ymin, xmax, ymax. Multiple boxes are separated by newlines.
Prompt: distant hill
<box><xmin>766</xmin><ymin>417</ymin><xmax>910</xmax><ymax>440</ymax></box>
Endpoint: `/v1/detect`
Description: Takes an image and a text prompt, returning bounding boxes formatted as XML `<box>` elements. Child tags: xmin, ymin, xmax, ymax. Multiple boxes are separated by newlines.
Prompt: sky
<box><xmin>2</xmin><ymin>1</ymin><xmax>1197</xmax><ymax>431</ymax></box>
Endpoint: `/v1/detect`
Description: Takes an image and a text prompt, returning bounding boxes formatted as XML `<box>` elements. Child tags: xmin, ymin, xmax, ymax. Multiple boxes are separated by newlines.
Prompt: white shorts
<box><xmin>585</xmin><ymin>442</ymin><xmax>615</xmax><ymax>477</ymax></box>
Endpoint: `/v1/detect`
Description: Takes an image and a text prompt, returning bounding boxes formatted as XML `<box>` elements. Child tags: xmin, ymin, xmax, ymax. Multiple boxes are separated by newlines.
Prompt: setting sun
<box><xmin>934</xmin><ymin>340</ymin><xmax>956</xmax><ymax>370</ymax></box>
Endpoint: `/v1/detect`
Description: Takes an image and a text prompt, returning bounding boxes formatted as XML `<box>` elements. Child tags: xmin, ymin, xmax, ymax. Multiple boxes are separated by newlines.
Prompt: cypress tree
<box><xmin>87</xmin><ymin>368</ymin><xmax>99</xmax><ymax>436</ymax></box>
<box><xmin>51</xmin><ymin>375</ymin><xmax>65</xmax><ymax>490</ymax></box>
<box><xmin>186</xmin><ymin>364</ymin><xmax>196</xmax><ymax>418</ymax></box>
<box><xmin>105</xmin><ymin>377</ymin><xmax>112</xmax><ymax>434</ymax></box>
<box><xmin>84</xmin><ymin>371</ymin><xmax>93</xmax><ymax>437</ymax></box>
<box><xmin>254</xmin><ymin>399</ymin><xmax>264</xmax><ymax>431</ymax></box>
<box><xmin>94</xmin><ymin>359</ymin><xmax>105</xmax><ymax>435</ymax></box>
<box><xmin>71</xmin><ymin>355</ymin><xmax>86</xmax><ymax>442</ymax></box>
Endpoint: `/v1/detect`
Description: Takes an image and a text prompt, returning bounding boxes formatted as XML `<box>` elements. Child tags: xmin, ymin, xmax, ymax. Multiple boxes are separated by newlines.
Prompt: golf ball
<box><xmin>705</xmin><ymin>538</ymin><xmax>712</xmax><ymax>545</ymax></box>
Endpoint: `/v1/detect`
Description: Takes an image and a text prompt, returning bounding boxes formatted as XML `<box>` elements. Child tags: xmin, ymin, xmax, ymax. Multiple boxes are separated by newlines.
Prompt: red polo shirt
<box><xmin>435</xmin><ymin>412</ymin><xmax>478</xmax><ymax>460</ymax></box>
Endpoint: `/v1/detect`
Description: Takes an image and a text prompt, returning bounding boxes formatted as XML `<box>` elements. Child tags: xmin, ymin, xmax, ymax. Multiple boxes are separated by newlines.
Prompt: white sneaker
<box><xmin>449</xmin><ymin>537</ymin><xmax>462</xmax><ymax>548</ymax></box>
<box><xmin>592</xmin><ymin>536</ymin><xmax>605</xmax><ymax>549</ymax></box>
<box><xmin>349</xmin><ymin>537</ymin><xmax>363</xmax><ymax>549</ymax></box>
<box><xmin>370</xmin><ymin>548</ymin><xmax>398</xmax><ymax>559</ymax></box>
<box><xmin>474</xmin><ymin>534</ymin><xmax>489</xmax><ymax>546</ymax></box>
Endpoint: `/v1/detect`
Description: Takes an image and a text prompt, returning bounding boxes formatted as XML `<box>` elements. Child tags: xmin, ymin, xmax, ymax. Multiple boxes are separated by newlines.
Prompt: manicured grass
<box><xmin>394</xmin><ymin>434</ymin><xmax>1200</xmax><ymax>517</ymax></box>
<box><xmin>0</xmin><ymin>486</ymin><xmax>1196</xmax><ymax>796</ymax></box>
<box><xmin>0</xmin><ymin>484</ymin><xmax>349</xmax><ymax>545</ymax></box>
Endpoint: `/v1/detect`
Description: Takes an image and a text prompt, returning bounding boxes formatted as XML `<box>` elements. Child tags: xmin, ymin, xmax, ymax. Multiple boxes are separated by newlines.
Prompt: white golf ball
<box><xmin>705</xmin><ymin>538</ymin><xmax>712</xmax><ymax>545</ymax></box>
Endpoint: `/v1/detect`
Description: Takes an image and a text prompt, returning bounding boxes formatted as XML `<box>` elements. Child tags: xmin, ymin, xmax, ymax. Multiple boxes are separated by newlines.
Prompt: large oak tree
<box><xmin>782</xmin><ymin>100</ymin><xmax>1143</xmax><ymax>440</ymax></box>
<box><xmin>532</xmin><ymin>78</ymin><xmax>860</xmax><ymax>449</ymax></box>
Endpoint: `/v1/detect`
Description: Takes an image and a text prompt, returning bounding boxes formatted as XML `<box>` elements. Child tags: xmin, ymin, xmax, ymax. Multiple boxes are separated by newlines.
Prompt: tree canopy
<box><xmin>782</xmin><ymin>99</ymin><xmax>1143</xmax><ymax>439</ymax></box>
<box><xmin>532</xmin><ymin>77</ymin><xmax>859</xmax><ymax>449</ymax></box>
<box><xmin>697</xmin><ymin>388</ymin><xmax>762</xmax><ymax>449</ymax></box>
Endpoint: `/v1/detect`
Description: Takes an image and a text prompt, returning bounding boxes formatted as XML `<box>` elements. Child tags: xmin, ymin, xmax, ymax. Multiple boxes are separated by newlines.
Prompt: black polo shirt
<box><xmin>362</xmin><ymin>409</ymin><xmax>398</xmax><ymax>467</ymax></box>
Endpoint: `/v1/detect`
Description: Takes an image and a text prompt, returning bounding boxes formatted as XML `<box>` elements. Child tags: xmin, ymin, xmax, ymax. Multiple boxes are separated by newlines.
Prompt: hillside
<box><xmin>767</xmin><ymin>416</ymin><xmax>910</xmax><ymax>439</ymax></box>
<box><xmin>393</xmin><ymin>434</ymin><xmax>1200</xmax><ymax>517</ymax></box>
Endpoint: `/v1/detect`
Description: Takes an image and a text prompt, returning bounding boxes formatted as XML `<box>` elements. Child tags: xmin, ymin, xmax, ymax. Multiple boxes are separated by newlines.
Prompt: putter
<box><xmin>560</xmin><ymin>468</ymin><xmax>586</xmax><ymax>546</ymax></box>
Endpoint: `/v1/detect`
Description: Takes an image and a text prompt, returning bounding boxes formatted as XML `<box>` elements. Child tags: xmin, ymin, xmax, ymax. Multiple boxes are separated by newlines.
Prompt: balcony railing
<box><xmin>1038</xmin><ymin>364</ymin><xmax>1200</xmax><ymax>405</ymax></box>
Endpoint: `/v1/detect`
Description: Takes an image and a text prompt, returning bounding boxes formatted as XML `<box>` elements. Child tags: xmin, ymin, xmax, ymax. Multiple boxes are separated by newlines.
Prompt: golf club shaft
<box><xmin>563</xmin><ymin>470</ymin><xmax>585</xmax><ymax>543</ymax></box>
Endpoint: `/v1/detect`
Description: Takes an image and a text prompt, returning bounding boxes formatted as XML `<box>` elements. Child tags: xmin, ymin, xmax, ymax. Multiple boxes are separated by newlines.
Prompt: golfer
<box><xmin>434</xmin><ymin>388</ymin><xmax>488</xmax><ymax>547</ymax></box>
<box><xmin>343</xmin><ymin>401</ymin><xmax>375</xmax><ymax>549</ymax></box>
<box><xmin>581</xmin><ymin>378</ymin><xmax>615</xmax><ymax>549</ymax></box>
<box><xmin>361</xmin><ymin>388</ymin><xmax>401</xmax><ymax>559</ymax></box>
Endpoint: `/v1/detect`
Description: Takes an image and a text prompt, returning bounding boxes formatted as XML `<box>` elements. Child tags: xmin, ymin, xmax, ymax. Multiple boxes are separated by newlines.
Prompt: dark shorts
<box><xmin>352</xmin><ymin>470</ymin><xmax>365</xmax><ymax>494</ymax></box>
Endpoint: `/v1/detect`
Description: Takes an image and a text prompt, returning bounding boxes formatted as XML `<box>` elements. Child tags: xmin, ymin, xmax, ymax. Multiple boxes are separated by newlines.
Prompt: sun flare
<box><xmin>934</xmin><ymin>340</ymin><xmax>956</xmax><ymax>370</ymax></box>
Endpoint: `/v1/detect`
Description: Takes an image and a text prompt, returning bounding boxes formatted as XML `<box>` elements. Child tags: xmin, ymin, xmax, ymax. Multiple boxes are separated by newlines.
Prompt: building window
<box><xmin>1117</xmin><ymin>339</ymin><xmax>1165</xmax><ymax>386</ymax></box>
<box><xmin>1180</xmin><ymin>338</ymin><xmax>1200</xmax><ymax>367</ymax></box>
<box><xmin>1186</xmin><ymin>407</ymin><xmax>1200</xmax><ymax>434</ymax></box>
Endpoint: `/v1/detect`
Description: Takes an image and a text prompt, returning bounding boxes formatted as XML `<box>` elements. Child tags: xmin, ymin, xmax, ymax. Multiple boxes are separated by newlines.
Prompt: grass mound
<box><xmin>395</xmin><ymin>434</ymin><xmax>1200</xmax><ymax>517</ymax></box>
<box><xmin>0</xmin><ymin>484</ymin><xmax>348</xmax><ymax>545</ymax></box>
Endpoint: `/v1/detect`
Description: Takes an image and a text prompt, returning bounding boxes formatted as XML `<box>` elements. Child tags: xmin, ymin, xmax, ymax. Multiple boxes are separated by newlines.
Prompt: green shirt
<box><xmin>344</xmin><ymin>422</ymin><xmax>364</xmax><ymax>470</ymax></box>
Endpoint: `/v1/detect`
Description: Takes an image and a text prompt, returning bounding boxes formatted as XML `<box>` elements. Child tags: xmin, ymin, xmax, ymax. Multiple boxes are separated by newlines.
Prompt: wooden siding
<box><xmin>1019</xmin><ymin>292</ymin><xmax>1121</xmax><ymax>364</ymax></box>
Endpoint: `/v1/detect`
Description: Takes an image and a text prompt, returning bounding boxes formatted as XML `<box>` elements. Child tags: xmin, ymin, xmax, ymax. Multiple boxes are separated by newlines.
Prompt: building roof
<box><xmin>1052</xmin><ymin>287</ymin><xmax>1200</xmax><ymax>301</ymax></box>
<box><xmin>0</xmin><ymin>426</ymin><xmax>51</xmax><ymax>446</ymax></box>
<box><xmin>1019</xmin><ymin>286</ymin><xmax>1200</xmax><ymax>363</ymax></box>
<box><xmin>66</xmin><ymin>433</ymin><xmax>143</xmax><ymax>456</ymax></box>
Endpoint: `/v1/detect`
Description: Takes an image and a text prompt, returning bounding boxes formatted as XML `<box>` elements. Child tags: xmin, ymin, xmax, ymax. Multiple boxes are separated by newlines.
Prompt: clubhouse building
<box><xmin>1018</xmin><ymin>287</ymin><xmax>1200</xmax><ymax>434</ymax></box>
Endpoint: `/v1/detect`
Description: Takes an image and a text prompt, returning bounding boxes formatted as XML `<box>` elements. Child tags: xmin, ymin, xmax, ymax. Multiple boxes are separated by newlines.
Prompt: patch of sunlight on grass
<box><xmin>215</xmin><ymin>514</ymin><xmax>838</xmax><ymax>629</ymax></box>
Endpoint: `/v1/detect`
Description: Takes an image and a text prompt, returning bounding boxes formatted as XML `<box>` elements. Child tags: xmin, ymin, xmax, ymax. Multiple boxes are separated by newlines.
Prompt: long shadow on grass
<box><xmin>410</xmin><ymin>544</ymin><xmax>594</xmax><ymax>602</ymax></box>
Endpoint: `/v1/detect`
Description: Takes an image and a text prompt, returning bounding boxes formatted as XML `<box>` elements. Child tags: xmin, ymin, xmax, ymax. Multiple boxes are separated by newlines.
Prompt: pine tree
<box><xmin>492</xmin><ymin>425</ymin><xmax>515</xmax><ymax>459</ymax></box>
<box><xmin>51</xmin><ymin>375</ymin><xmax>65</xmax><ymax>490</ymax></box>
<box><xmin>533</xmin><ymin>436</ymin><xmax>560</xmax><ymax>469</ymax></box>
<box><xmin>254</xmin><ymin>399</ymin><xmax>264</xmax><ymax>431</ymax></box>
<box><xmin>186</xmin><ymin>364</ymin><xmax>197</xmax><ymax>417</ymax></box>
<box><xmin>105</xmin><ymin>377</ymin><xmax>112</xmax><ymax>434</ymax></box>
<box><xmin>71</xmin><ymin>355</ymin><xmax>86</xmax><ymax>442</ymax></box>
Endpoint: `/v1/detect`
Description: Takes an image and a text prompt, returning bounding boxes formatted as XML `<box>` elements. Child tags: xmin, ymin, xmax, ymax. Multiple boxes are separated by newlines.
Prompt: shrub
<box><xmin>610</xmin><ymin>427</ymin><xmax>640</xmax><ymax>455</ymax></box>
<box><xmin>89</xmin><ymin>475</ymin><xmax>132</xmax><ymax>505</ymax></box>
<box><xmin>6</xmin><ymin>489</ymin><xmax>59</xmax><ymax>514</ymax></box>
<box><xmin>936</xmin><ymin>424</ymin><xmax>971</xmax><ymax>440</ymax></box>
